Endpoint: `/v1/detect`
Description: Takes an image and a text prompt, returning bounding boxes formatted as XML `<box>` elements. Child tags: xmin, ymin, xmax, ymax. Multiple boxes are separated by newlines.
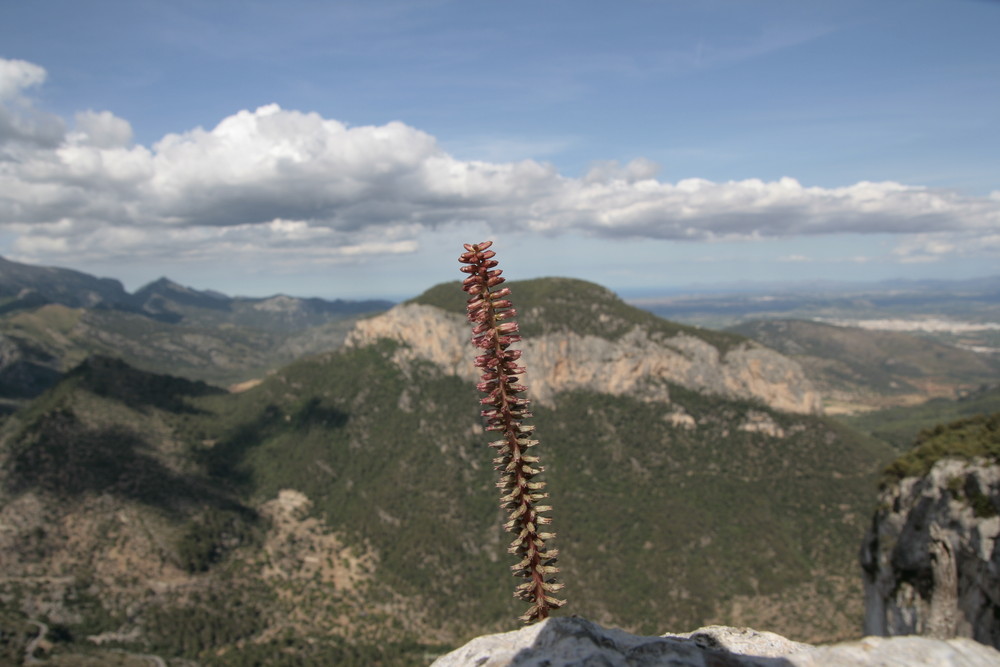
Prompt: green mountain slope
<box><xmin>413</xmin><ymin>277</ymin><xmax>744</xmax><ymax>351</ymax></box>
<box><xmin>0</xmin><ymin>356</ymin><xmax>436</xmax><ymax>665</ymax></box>
<box><xmin>879</xmin><ymin>410</ymin><xmax>1000</xmax><ymax>483</ymax></box>
<box><xmin>0</xmin><ymin>297</ymin><xmax>386</xmax><ymax>401</ymax></box>
<box><xmin>838</xmin><ymin>384</ymin><xmax>1000</xmax><ymax>451</ymax></box>
<box><xmin>193</xmin><ymin>340</ymin><xmax>894</xmax><ymax>640</ymax></box>
<box><xmin>0</xmin><ymin>280</ymin><xmax>901</xmax><ymax>662</ymax></box>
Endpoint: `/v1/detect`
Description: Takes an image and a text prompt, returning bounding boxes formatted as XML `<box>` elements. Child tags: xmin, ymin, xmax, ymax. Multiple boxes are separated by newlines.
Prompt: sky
<box><xmin>1</xmin><ymin>0</ymin><xmax>998</xmax><ymax>301</ymax></box>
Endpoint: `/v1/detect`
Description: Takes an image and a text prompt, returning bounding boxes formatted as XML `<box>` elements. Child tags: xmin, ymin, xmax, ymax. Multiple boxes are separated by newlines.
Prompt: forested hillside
<box><xmin>0</xmin><ymin>279</ymin><xmax>903</xmax><ymax>664</ymax></box>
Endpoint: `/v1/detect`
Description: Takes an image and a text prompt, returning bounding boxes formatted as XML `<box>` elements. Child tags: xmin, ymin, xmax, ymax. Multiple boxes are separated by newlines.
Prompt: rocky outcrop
<box><xmin>861</xmin><ymin>458</ymin><xmax>1000</xmax><ymax>648</ymax></box>
<box><xmin>431</xmin><ymin>616</ymin><xmax>1000</xmax><ymax>666</ymax></box>
<box><xmin>347</xmin><ymin>303</ymin><xmax>821</xmax><ymax>413</ymax></box>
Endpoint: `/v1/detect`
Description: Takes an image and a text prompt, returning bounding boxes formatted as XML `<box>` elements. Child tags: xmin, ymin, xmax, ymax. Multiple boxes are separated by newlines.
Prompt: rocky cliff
<box><xmin>861</xmin><ymin>456</ymin><xmax>1000</xmax><ymax>648</ymax></box>
<box><xmin>431</xmin><ymin>616</ymin><xmax>1000</xmax><ymax>666</ymax></box>
<box><xmin>347</xmin><ymin>301</ymin><xmax>821</xmax><ymax>414</ymax></box>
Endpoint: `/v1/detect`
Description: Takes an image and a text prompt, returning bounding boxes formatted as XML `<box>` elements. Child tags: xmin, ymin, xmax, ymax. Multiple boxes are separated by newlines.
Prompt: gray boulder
<box><xmin>431</xmin><ymin>616</ymin><xmax>1000</xmax><ymax>666</ymax></box>
<box><xmin>861</xmin><ymin>458</ymin><xmax>1000</xmax><ymax>647</ymax></box>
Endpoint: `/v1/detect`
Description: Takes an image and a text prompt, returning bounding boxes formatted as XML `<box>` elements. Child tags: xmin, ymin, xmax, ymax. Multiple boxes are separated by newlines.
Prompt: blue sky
<box><xmin>1</xmin><ymin>0</ymin><xmax>998</xmax><ymax>300</ymax></box>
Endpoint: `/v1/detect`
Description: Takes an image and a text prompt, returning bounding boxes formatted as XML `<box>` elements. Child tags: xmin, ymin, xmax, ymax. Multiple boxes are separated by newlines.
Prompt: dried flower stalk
<box><xmin>459</xmin><ymin>240</ymin><xmax>565</xmax><ymax>623</ymax></box>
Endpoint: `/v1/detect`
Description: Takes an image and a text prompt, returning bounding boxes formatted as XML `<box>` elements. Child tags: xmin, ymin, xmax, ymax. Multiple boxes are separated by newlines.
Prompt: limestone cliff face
<box><xmin>347</xmin><ymin>303</ymin><xmax>821</xmax><ymax>414</ymax></box>
<box><xmin>861</xmin><ymin>458</ymin><xmax>1000</xmax><ymax>648</ymax></box>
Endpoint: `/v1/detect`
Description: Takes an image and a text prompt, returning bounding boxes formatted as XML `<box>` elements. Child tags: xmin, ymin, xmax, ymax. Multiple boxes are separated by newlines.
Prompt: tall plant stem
<box><xmin>459</xmin><ymin>240</ymin><xmax>565</xmax><ymax>623</ymax></box>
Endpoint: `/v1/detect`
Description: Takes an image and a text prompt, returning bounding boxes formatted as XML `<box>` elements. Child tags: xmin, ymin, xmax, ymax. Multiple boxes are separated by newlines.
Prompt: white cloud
<box><xmin>71</xmin><ymin>110</ymin><xmax>134</xmax><ymax>149</ymax></box>
<box><xmin>1</xmin><ymin>57</ymin><xmax>999</xmax><ymax>271</ymax></box>
<box><xmin>0</xmin><ymin>58</ymin><xmax>47</xmax><ymax>100</ymax></box>
<box><xmin>0</xmin><ymin>59</ymin><xmax>65</xmax><ymax>150</ymax></box>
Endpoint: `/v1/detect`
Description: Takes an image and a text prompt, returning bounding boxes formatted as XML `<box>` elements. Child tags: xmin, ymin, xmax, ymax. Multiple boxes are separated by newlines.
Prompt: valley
<box><xmin>0</xmin><ymin>257</ymin><xmax>997</xmax><ymax>664</ymax></box>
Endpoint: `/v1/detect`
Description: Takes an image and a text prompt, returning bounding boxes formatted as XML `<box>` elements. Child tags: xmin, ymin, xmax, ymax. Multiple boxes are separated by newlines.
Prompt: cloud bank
<box><xmin>1</xmin><ymin>58</ymin><xmax>998</xmax><ymax>269</ymax></box>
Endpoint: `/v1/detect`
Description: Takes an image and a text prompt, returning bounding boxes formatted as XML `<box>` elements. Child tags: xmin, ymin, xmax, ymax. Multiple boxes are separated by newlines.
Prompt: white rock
<box><xmin>347</xmin><ymin>303</ymin><xmax>821</xmax><ymax>414</ymax></box>
<box><xmin>430</xmin><ymin>617</ymin><xmax>1000</xmax><ymax>667</ymax></box>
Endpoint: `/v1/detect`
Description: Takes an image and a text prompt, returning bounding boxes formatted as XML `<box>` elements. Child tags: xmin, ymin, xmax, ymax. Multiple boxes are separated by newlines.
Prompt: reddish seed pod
<box><xmin>458</xmin><ymin>241</ymin><xmax>565</xmax><ymax>624</ymax></box>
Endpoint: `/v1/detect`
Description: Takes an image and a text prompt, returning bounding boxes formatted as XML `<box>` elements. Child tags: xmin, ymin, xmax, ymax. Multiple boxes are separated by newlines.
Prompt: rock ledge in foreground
<box><xmin>430</xmin><ymin>616</ymin><xmax>1000</xmax><ymax>667</ymax></box>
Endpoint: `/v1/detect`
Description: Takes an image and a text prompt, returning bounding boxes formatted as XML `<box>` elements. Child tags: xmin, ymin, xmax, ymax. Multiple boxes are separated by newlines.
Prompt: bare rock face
<box><xmin>347</xmin><ymin>303</ymin><xmax>821</xmax><ymax>413</ymax></box>
<box><xmin>430</xmin><ymin>616</ymin><xmax>1000</xmax><ymax>666</ymax></box>
<box><xmin>860</xmin><ymin>458</ymin><xmax>1000</xmax><ymax>648</ymax></box>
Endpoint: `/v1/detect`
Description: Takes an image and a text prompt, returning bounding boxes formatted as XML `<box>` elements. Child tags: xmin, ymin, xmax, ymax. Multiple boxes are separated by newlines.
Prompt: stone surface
<box><xmin>430</xmin><ymin>617</ymin><xmax>1000</xmax><ymax>667</ymax></box>
<box><xmin>861</xmin><ymin>458</ymin><xmax>1000</xmax><ymax>648</ymax></box>
<box><xmin>347</xmin><ymin>303</ymin><xmax>821</xmax><ymax>414</ymax></box>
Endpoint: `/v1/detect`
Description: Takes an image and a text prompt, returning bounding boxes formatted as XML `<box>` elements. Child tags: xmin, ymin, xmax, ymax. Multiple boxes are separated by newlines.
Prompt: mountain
<box><xmin>403</xmin><ymin>278</ymin><xmax>821</xmax><ymax>413</ymax></box>
<box><xmin>727</xmin><ymin>319</ymin><xmax>1000</xmax><ymax>414</ymax></box>
<box><xmin>0</xmin><ymin>257</ymin><xmax>392</xmax><ymax>398</ymax></box>
<box><xmin>0</xmin><ymin>278</ymin><xmax>898</xmax><ymax>664</ymax></box>
<box><xmin>0</xmin><ymin>256</ymin><xmax>393</xmax><ymax>326</ymax></box>
<box><xmin>131</xmin><ymin>276</ymin><xmax>393</xmax><ymax>331</ymax></box>
<box><xmin>0</xmin><ymin>256</ymin><xmax>132</xmax><ymax>313</ymax></box>
<box><xmin>131</xmin><ymin>277</ymin><xmax>232</xmax><ymax>322</ymax></box>
<box><xmin>0</xmin><ymin>355</ymin><xmax>438</xmax><ymax>665</ymax></box>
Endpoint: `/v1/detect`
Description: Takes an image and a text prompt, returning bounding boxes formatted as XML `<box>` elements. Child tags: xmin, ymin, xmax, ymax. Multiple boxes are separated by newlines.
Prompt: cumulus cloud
<box><xmin>0</xmin><ymin>59</ymin><xmax>65</xmax><ymax>150</ymax></box>
<box><xmin>0</xmin><ymin>58</ymin><xmax>47</xmax><ymax>100</ymax></box>
<box><xmin>1</xmin><ymin>57</ymin><xmax>999</xmax><ymax>270</ymax></box>
<box><xmin>71</xmin><ymin>110</ymin><xmax>134</xmax><ymax>149</ymax></box>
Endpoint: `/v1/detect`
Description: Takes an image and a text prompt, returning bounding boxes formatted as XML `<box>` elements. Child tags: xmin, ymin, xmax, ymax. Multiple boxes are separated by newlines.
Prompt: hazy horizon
<box><xmin>7</xmin><ymin>251</ymin><xmax>998</xmax><ymax>305</ymax></box>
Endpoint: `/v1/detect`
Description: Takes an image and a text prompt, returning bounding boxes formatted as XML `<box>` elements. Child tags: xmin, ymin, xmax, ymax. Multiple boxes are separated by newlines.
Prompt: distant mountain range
<box><xmin>0</xmin><ymin>255</ymin><xmax>133</xmax><ymax>312</ymax></box>
<box><xmin>0</xmin><ymin>255</ymin><xmax>393</xmax><ymax>325</ymax></box>
<box><xmin>629</xmin><ymin>273</ymin><xmax>1000</xmax><ymax>338</ymax></box>
<box><xmin>1</xmin><ymin>254</ymin><xmax>996</xmax><ymax>414</ymax></box>
<box><xmin>728</xmin><ymin>319</ymin><xmax>999</xmax><ymax>414</ymax></box>
<box><xmin>0</xmin><ymin>256</ymin><xmax>393</xmax><ymax>400</ymax></box>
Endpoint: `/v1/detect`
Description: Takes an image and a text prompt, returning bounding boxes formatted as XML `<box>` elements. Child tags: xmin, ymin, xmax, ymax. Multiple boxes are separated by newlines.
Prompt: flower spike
<box><xmin>459</xmin><ymin>240</ymin><xmax>566</xmax><ymax>624</ymax></box>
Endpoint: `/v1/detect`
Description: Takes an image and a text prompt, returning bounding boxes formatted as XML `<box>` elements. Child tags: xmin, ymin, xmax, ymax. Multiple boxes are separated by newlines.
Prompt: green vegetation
<box><xmin>175</xmin><ymin>507</ymin><xmax>262</xmax><ymax>573</ymax></box>
<box><xmin>6</xmin><ymin>410</ymin><xmax>175</xmax><ymax>501</ymax></box>
<box><xmin>0</xmin><ymin>295</ymin><xmax>386</xmax><ymax>395</ymax></box>
<box><xmin>0</xmin><ymin>273</ymin><xmax>916</xmax><ymax>658</ymax></box>
<box><xmin>144</xmin><ymin>589</ymin><xmax>268</xmax><ymax>659</ymax></box>
<box><xmin>209</xmin><ymin>636</ymin><xmax>444</xmax><ymax>666</ymax></box>
<box><xmin>882</xmin><ymin>412</ymin><xmax>1000</xmax><ymax>483</ymax></box>
<box><xmin>840</xmin><ymin>385</ymin><xmax>1000</xmax><ymax>451</ymax></box>
<box><xmin>537</xmin><ymin>387</ymin><xmax>893</xmax><ymax>631</ymax></box>
<box><xmin>412</xmin><ymin>277</ymin><xmax>747</xmax><ymax>353</ymax></box>
<box><xmin>2</xmin><ymin>327</ymin><xmax>896</xmax><ymax>647</ymax></box>
<box><xmin>177</xmin><ymin>341</ymin><xmax>893</xmax><ymax>637</ymax></box>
